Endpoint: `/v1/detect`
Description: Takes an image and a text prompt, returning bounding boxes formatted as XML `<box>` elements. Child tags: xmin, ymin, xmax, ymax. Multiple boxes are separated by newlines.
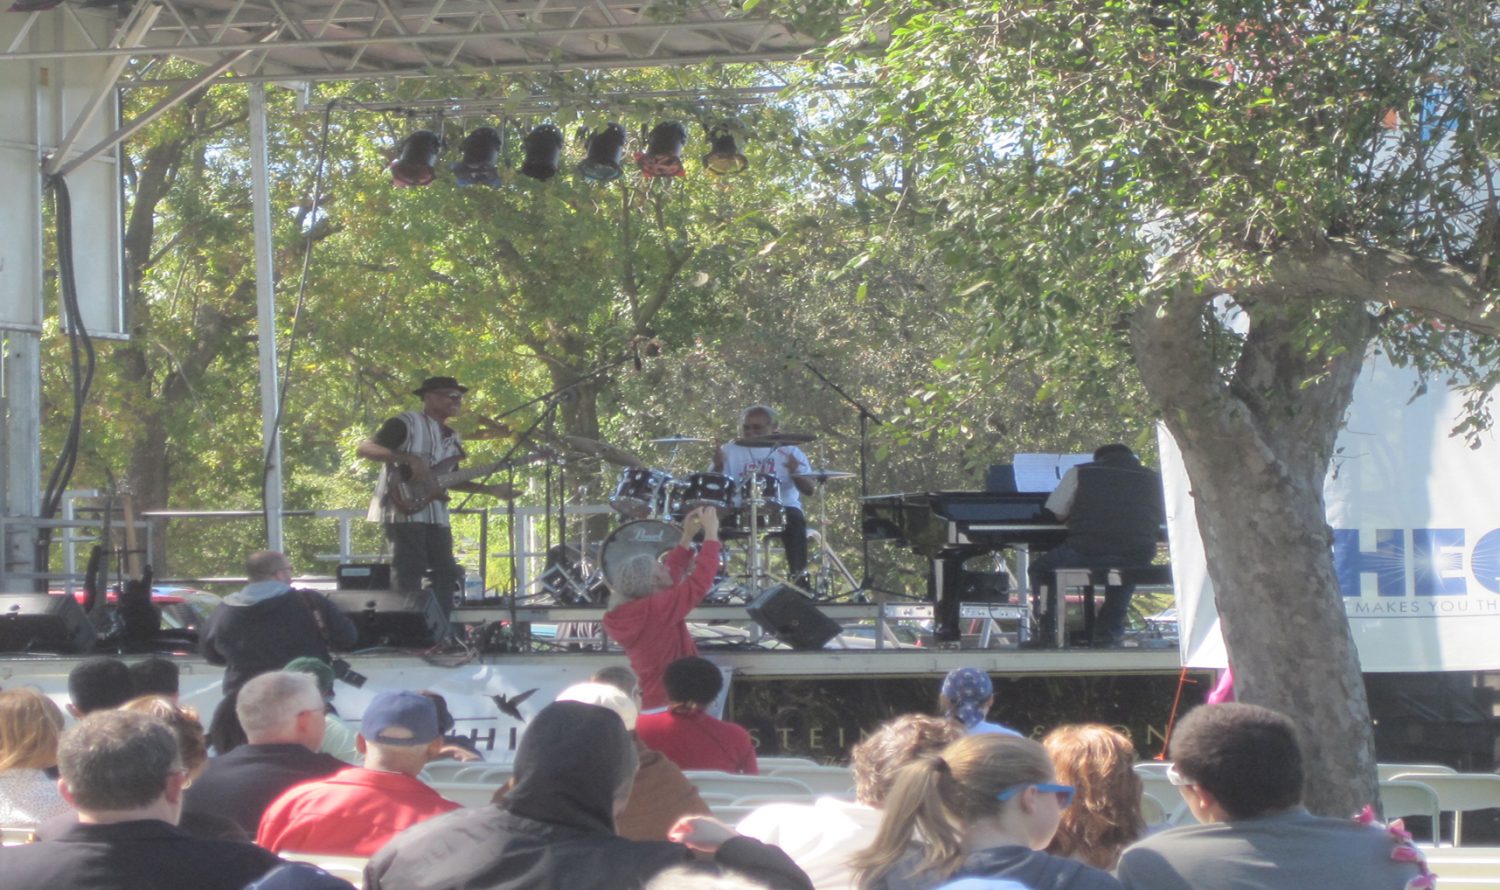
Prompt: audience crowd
<box><xmin>0</xmin><ymin>650</ymin><xmax>1433</xmax><ymax>890</ymax></box>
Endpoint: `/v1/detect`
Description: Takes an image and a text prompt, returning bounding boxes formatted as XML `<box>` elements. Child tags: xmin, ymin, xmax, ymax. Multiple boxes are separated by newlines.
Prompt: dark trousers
<box><xmin>1027</xmin><ymin>544</ymin><xmax>1141</xmax><ymax>642</ymax></box>
<box><xmin>385</xmin><ymin>521</ymin><xmax>461</xmax><ymax>617</ymax></box>
<box><xmin>780</xmin><ymin>507</ymin><xmax>808</xmax><ymax>577</ymax></box>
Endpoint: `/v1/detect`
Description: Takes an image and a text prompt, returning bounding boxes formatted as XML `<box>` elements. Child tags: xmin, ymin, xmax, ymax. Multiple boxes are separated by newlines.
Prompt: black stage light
<box><xmin>519</xmin><ymin>124</ymin><xmax>565</xmax><ymax>181</ymax></box>
<box><xmin>703</xmin><ymin>126</ymin><xmax>748</xmax><ymax>177</ymax></box>
<box><xmin>636</xmin><ymin>121</ymin><xmax>688</xmax><ymax>179</ymax></box>
<box><xmin>450</xmin><ymin>127</ymin><xmax>502</xmax><ymax>187</ymax></box>
<box><xmin>579</xmin><ymin>123</ymin><xmax>627</xmax><ymax>182</ymax></box>
<box><xmin>389</xmin><ymin>130</ymin><xmax>444</xmax><ymax>187</ymax></box>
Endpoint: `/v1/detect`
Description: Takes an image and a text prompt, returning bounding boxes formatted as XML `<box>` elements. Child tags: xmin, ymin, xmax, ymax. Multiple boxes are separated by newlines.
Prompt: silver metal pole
<box><xmin>1</xmin><ymin>333</ymin><xmax>42</xmax><ymax>587</ymax></box>
<box><xmin>249</xmin><ymin>84</ymin><xmax>284</xmax><ymax>552</ymax></box>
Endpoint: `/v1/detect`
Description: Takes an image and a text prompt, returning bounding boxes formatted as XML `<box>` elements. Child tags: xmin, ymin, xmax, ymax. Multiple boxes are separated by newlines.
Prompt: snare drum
<box><xmin>609</xmin><ymin>467</ymin><xmax>674</xmax><ymax>519</ymax></box>
<box><xmin>730</xmin><ymin>470</ymin><xmax>786</xmax><ymax>532</ymax></box>
<box><xmin>673</xmin><ymin>472</ymin><xmax>737</xmax><ymax>518</ymax></box>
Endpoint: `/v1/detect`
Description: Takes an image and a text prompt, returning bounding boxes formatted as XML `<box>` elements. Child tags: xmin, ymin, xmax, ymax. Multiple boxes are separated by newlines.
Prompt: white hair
<box><xmin>610</xmin><ymin>554</ymin><xmax>663</xmax><ymax>604</ymax></box>
<box><xmin>237</xmin><ymin>672</ymin><xmax>322</xmax><ymax>739</ymax></box>
<box><xmin>739</xmin><ymin>404</ymin><xmax>777</xmax><ymax>427</ymax></box>
<box><xmin>555</xmin><ymin>682</ymin><xmax>639</xmax><ymax>731</ymax></box>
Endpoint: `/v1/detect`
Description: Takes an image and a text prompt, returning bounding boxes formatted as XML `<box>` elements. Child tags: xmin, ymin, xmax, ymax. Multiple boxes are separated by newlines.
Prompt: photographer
<box><xmin>201</xmin><ymin>551</ymin><xmax>357</xmax><ymax>751</ymax></box>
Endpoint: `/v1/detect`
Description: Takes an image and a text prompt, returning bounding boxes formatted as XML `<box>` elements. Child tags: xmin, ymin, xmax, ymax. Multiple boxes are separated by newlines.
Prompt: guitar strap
<box><xmin>298</xmin><ymin>589</ymin><xmax>333</xmax><ymax>648</ymax></box>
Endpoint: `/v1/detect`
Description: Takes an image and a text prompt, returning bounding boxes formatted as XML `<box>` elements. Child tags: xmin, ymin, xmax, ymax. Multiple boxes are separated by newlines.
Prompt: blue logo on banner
<box><xmin>1334</xmin><ymin>528</ymin><xmax>1500</xmax><ymax>597</ymax></box>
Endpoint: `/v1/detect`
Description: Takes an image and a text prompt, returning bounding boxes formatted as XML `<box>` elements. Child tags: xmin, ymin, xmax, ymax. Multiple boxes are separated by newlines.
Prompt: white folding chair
<box><xmin>421</xmin><ymin>760</ymin><xmax>484</xmax><ymax>782</ymax></box>
<box><xmin>1390</xmin><ymin>772</ymin><xmax>1500</xmax><ymax>846</ymax></box>
<box><xmin>765</xmin><ymin>765</ymin><xmax>856</xmax><ymax>796</ymax></box>
<box><xmin>428</xmin><ymin>781</ymin><xmax>504</xmax><ymax>808</ymax></box>
<box><xmin>283</xmin><ymin>853</ymin><xmax>369</xmax><ymax>883</ymax></box>
<box><xmin>684</xmin><ymin>771</ymin><xmax>815</xmax><ymax>801</ymax></box>
<box><xmin>757</xmin><ymin>756</ymin><xmax>821</xmax><ymax>770</ymax></box>
<box><xmin>1378</xmin><ymin>779</ymin><xmax>1441</xmax><ymax>844</ymax></box>
<box><xmin>1139</xmin><ymin>791</ymin><xmax>1168</xmax><ymax>827</ymax></box>
<box><xmin>451</xmin><ymin>764</ymin><xmax>515</xmax><ymax>784</ymax></box>
<box><xmin>1378</xmin><ymin>763</ymin><xmax>1457</xmax><ymax>781</ymax></box>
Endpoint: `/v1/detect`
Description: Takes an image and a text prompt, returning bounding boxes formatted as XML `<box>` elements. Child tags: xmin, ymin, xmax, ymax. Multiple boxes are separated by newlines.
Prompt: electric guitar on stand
<box><xmin>387</xmin><ymin>450</ymin><xmax>552</xmax><ymax>515</ymax></box>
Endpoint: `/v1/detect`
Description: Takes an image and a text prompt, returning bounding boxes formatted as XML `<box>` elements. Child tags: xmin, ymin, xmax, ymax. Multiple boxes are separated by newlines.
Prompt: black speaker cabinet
<box><xmin>326</xmin><ymin>590</ymin><xmax>448</xmax><ymax>648</ymax></box>
<box><xmin>746</xmin><ymin>585</ymin><xmax>841</xmax><ymax>651</ymax></box>
<box><xmin>0</xmin><ymin>593</ymin><xmax>97</xmax><ymax>654</ymax></box>
<box><xmin>336</xmin><ymin>563</ymin><xmax>392</xmax><ymax>590</ymax></box>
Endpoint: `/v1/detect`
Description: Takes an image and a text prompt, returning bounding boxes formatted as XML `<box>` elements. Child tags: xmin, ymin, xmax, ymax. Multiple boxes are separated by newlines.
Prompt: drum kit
<box><xmin>533</xmin><ymin>430</ymin><xmax>861</xmax><ymax>605</ymax></box>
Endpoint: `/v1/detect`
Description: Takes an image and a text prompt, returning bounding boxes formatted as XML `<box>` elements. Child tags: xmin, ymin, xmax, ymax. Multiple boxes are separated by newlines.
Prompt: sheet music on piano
<box><xmin>1013</xmin><ymin>453</ymin><xmax>1092</xmax><ymax>493</ymax></box>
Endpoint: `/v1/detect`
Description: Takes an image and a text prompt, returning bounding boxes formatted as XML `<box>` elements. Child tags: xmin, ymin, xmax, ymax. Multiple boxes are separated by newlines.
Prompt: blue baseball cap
<box><xmin>360</xmin><ymin>691</ymin><xmax>440</xmax><ymax>746</ymax></box>
<box><xmin>941</xmin><ymin>667</ymin><xmax>995</xmax><ymax>729</ymax></box>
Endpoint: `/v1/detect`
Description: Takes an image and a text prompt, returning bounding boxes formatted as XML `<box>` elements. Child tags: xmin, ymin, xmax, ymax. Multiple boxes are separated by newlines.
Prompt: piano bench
<box><xmin>1044</xmin><ymin>564</ymin><xmax>1173</xmax><ymax>648</ymax></box>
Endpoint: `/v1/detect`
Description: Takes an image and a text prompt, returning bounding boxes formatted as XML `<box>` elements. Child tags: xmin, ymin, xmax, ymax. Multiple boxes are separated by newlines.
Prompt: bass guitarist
<box><xmin>357</xmin><ymin>376</ymin><xmax>516</xmax><ymax>616</ymax></box>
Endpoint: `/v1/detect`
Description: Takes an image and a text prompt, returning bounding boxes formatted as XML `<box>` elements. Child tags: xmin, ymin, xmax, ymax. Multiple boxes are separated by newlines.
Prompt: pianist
<box><xmin>1027</xmin><ymin>444</ymin><xmax>1165</xmax><ymax>647</ymax></box>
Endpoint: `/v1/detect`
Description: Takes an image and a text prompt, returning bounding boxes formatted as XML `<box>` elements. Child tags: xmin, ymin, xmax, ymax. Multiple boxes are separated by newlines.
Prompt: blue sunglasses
<box><xmin>996</xmin><ymin>782</ymin><xmax>1076</xmax><ymax>808</ymax></box>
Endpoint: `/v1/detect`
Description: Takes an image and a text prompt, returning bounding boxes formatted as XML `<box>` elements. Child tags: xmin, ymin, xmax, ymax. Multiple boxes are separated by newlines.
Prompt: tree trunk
<box><xmin>1131</xmin><ymin>277</ymin><xmax>1380</xmax><ymax>817</ymax></box>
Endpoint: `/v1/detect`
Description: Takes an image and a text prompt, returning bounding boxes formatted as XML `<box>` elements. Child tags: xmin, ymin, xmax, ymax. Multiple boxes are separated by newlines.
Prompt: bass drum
<box><xmin>599</xmin><ymin>519</ymin><xmax>681</xmax><ymax>595</ymax></box>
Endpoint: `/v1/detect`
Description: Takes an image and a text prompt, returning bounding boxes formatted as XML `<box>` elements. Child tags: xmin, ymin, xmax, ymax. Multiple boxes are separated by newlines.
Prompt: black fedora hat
<box><xmin>413</xmin><ymin>376</ymin><xmax>469</xmax><ymax>396</ymax></box>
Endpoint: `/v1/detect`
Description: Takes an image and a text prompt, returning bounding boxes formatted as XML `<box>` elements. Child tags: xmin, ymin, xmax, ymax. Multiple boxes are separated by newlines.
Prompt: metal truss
<box><xmin>4</xmin><ymin>0</ymin><xmax>828</xmax><ymax>87</ymax></box>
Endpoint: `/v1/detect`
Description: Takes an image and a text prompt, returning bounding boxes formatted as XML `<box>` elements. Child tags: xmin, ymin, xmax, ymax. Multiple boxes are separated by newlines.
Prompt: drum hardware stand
<box><xmin>805</xmin><ymin>528</ymin><xmax>862</xmax><ymax>601</ymax></box>
<box><xmin>452</xmin><ymin>352</ymin><xmax>632</xmax><ymax>627</ymax></box>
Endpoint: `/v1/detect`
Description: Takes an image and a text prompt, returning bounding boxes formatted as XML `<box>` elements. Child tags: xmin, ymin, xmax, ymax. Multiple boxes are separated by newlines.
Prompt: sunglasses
<box><xmin>996</xmin><ymin>782</ymin><xmax>1075</xmax><ymax>808</ymax></box>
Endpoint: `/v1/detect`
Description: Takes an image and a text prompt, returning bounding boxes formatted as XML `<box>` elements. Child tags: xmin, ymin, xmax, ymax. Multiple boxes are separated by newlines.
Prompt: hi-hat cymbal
<box><xmin>650</xmin><ymin>435</ymin><xmax>708</xmax><ymax>446</ymax></box>
<box><xmin>733</xmin><ymin>431</ymin><xmax>818</xmax><ymax>448</ymax></box>
<box><xmin>562</xmin><ymin>435</ymin><xmax>644</xmax><ymax>468</ymax></box>
<box><xmin>793</xmin><ymin>468</ymin><xmax>856</xmax><ymax>483</ymax></box>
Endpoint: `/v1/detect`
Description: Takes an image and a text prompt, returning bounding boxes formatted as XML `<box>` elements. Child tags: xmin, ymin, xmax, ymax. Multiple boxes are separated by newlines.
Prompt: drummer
<box><xmin>712</xmin><ymin>404</ymin><xmax>815</xmax><ymax>585</ymax></box>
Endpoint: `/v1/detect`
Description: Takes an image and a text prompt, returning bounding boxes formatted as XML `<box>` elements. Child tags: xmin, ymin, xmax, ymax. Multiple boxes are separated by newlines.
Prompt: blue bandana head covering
<box><xmin>941</xmin><ymin>667</ymin><xmax>994</xmax><ymax>729</ymax></box>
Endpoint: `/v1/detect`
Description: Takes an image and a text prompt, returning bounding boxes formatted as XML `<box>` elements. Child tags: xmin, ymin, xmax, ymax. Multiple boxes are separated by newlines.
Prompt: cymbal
<box><xmin>650</xmin><ymin>435</ymin><xmax>708</xmax><ymax>446</ymax></box>
<box><xmin>734</xmin><ymin>431</ymin><xmax>818</xmax><ymax>448</ymax></box>
<box><xmin>562</xmin><ymin>435</ymin><xmax>644</xmax><ymax>468</ymax></box>
<box><xmin>794</xmin><ymin>469</ymin><xmax>856</xmax><ymax>483</ymax></box>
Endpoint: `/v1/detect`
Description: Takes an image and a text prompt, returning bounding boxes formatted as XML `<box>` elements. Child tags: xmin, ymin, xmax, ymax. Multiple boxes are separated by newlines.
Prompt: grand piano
<box><xmin>862</xmin><ymin>491</ymin><xmax>1066</xmax><ymax>643</ymax></box>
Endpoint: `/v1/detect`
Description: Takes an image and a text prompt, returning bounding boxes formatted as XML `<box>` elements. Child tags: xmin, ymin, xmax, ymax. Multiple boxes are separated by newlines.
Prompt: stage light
<box><xmin>578</xmin><ymin>123</ymin><xmax>627</xmax><ymax>182</ymax></box>
<box><xmin>519</xmin><ymin>124</ymin><xmax>565</xmax><ymax>181</ymax></box>
<box><xmin>703</xmin><ymin>126</ymin><xmax>748</xmax><ymax>177</ymax></box>
<box><xmin>450</xmin><ymin>127</ymin><xmax>502</xmax><ymax>187</ymax></box>
<box><xmin>389</xmin><ymin>130</ymin><xmax>444</xmax><ymax>188</ymax></box>
<box><xmin>636</xmin><ymin>121</ymin><xmax>688</xmax><ymax>179</ymax></box>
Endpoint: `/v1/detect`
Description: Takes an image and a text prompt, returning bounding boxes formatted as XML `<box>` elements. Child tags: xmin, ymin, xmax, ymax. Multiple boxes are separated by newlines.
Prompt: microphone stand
<box><xmin>802</xmin><ymin>361</ymin><xmax>883</xmax><ymax>590</ymax></box>
<box><xmin>452</xmin><ymin>352</ymin><xmax>635</xmax><ymax>648</ymax></box>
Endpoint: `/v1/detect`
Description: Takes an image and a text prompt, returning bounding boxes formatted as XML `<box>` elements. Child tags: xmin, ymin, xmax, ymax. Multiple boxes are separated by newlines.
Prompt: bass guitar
<box><xmin>387</xmin><ymin>450</ymin><xmax>551</xmax><ymax>516</ymax></box>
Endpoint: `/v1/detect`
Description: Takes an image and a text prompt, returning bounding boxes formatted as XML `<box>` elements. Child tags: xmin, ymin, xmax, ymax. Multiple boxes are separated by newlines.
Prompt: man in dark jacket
<box><xmin>181</xmin><ymin>671</ymin><xmax>346</xmax><ymax>836</ymax></box>
<box><xmin>4</xmin><ymin>710</ymin><xmax>282</xmax><ymax>890</ymax></box>
<box><xmin>366</xmin><ymin>700</ymin><xmax>812</xmax><ymax>890</ymax></box>
<box><xmin>201</xmin><ymin>551</ymin><xmax>357</xmax><ymax>749</ymax></box>
<box><xmin>1027</xmin><ymin>444</ymin><xmax>1166</xmax><ymax>646</ymax></box>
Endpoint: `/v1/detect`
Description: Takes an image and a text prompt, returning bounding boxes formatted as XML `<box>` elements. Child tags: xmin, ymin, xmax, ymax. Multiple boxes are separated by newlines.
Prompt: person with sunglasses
<box><xmin>357</xmin><ymin>375</ymin><xmax>517</xmax><ymax>618</ymax></box>
<box><xmin>850</xmin><ymin>733</ymin><xmax>1123</xmax><ymax>890</ymax></box>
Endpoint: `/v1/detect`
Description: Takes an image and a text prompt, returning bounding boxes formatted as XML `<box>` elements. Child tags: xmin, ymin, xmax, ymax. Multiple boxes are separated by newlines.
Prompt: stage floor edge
<box><xmin>0</xmin><ymin>648</ymin><xmax>1182</xmax><ymax>684</ymax></box>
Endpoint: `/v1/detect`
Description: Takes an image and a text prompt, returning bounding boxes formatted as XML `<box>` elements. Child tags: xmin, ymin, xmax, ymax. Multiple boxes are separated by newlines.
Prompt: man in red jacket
<box><xmin>256</xmin><ymin>690</ymin><xmax>459</xmax><ymax>856</ymax></box>
<box><xmin>602</xmin><ymin>507</ymin><xmax>721</xmax><ymax>710</ymax></box>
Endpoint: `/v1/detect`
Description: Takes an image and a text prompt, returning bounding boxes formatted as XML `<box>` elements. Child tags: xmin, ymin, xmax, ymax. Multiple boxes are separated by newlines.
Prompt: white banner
<box><xmin>1166</xmin><ymin>354</ymin><xmax>1500</xmax><ymax>672</ymax></box>
<box><xmin>0</xmin><ymin>656</ymin><xmax>737</xmax><ymax>764</ymax></box>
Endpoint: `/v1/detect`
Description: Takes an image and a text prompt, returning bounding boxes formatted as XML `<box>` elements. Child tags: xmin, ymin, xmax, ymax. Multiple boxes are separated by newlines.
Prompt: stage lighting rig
<box><xmin>578</xmin><ymin>123</ymin><xmax>628</xmax><ymax>182</ymax></box>
<box><xmin>703</xmin><ymin>125</ymin><xmax>748</xmax><ymax>177</ymax></box>
<box><xmin>450</xmin><ymin>127</ymin><xmax>502</xmax><ymax>187</ymax></box>
<box><xmin>389</xmin><ymin>130</ymin><xmax>444</xmax><ymax>187</ymax></box>
<box><xmin>519</xmin><ymin>124</ymin><xmax>565</xmax><ymax>181</ymax></box>
<box><xmin>636</xmin><ymin>121</ymin><xmax>688</xmax><ymax>179</ymax></box>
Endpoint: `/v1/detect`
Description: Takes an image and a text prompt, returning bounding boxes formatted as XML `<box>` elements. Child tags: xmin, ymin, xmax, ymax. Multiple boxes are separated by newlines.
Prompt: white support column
<box><xmin>249</xmin><ymin>84</ymin><xmax>284</xmax><ymax>552</ymax></box>
<box><xmin>2</xmin><ymin>332</ymin><xmax>42</xmax><ymax>586</ymax></box>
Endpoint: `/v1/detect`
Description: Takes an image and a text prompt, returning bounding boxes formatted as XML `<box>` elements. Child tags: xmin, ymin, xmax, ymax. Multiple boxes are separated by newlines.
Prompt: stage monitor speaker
<box><xmin>0</xmin><ymin>593</ymin><xmax>97</xmax><ymax>654</ymax></box>
<box><xmin>746</xmin><ymin>585</ymin><xmax>841</xmax><ymax>651</ymax></box>
<box><xmin>327</xmin><ymin>590</ymin><xmax>448</xmax><ymax>648</ymax></box>
<box><xmin>337</xmin><ymin>563</ymin><xmax>392</xmax><ymax>590</ymax></box>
